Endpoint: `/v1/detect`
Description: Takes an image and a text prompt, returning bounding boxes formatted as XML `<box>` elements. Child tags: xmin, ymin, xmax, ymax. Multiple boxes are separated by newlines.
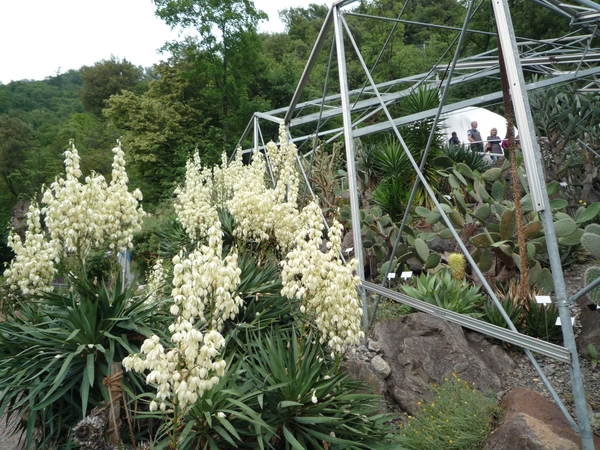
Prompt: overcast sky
<box><xmin>0</xmin><ymin>0</ymin><xmax>325</xmax><ymax>84</ymax></box>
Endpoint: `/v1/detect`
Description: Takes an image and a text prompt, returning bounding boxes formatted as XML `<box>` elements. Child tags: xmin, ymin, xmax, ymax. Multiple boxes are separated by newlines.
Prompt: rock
<box><xmin>373</xmin><ymin>313</ymin><xmax>514</xmax><ymax>414</ymax></box>
<box><xmin>405</xmin><ymin>257</ymin><xmax>423</xmax><ymax>274</ymax></box>
<box><xmin>370</xmin><ymin>355</ymin><xmax>391</xmax><ymax>379</ymax></box>
<box><xmin>341</xmin><ymin>360</ymin><xmax>388</xmax><ymax>397</ymax></box>
<box><xmin>484</xmin><ymin>388</ymin><xmax>600</xmax><ymax>449</ymax></box>
<box><xmin>575</xmin><ymin>296</ymin><xmax>600</xmax><ymax>360</ymax></box>
<box><xmin>429</xmin><ymin>236</ymin><xmax>455</xmax><ymax>253</ymax></box>
<box><xmin>341</xmin><ymin>232</ymin><xmax>354</xmax><ymax>257</ymax></box>
<box><xmin>542</xmin><ymin>363</ymin><xmax>556</xmax><ymax>377</ymax></box>
<box><xmin>367</xmin><ymin>340</ymin><xmax>382</xmax><ymax>352</ymax></box>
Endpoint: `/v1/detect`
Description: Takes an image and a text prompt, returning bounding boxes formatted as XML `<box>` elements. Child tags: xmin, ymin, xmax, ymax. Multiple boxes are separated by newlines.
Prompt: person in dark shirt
<box><xmin>449</xmin><ymin>131</ymin><xmax>461</xmax><ymax>146</ymax></box>
<box><xmin>467</xmin><ymin>121</ymin><xmax>483</xmax><ymax>152</ymax></box>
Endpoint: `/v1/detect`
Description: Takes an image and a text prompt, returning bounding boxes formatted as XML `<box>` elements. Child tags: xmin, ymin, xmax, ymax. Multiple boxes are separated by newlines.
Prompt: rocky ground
<box><xmin>499</xmin><ymin>262</ymin><xmax>600</xmax><ymax>434</ymax></box>
<box><xmin>354</xmin><ymin>260</ymin><xmax>600</xmax><ymax>436</ymax></box>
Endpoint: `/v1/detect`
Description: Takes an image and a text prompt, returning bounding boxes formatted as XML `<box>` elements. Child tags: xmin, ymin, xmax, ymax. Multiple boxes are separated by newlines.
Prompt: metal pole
<box><xmin>333</xmin><ymin>5</ymin><xmax>368</xmax><ymax>328</ymax></box>
<box><xmin>492</xmin><ymin>0</ymin><xmax>593</xmax><ymax>446</ymax></box>
<box><xmin>369</xmin><ymin>0</ymin><xmax>476</xmax><ymax>328</ymax></box>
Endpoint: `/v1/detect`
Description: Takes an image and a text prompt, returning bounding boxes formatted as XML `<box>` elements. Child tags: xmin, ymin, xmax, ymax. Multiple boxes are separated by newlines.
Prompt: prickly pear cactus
<box><xmin>581</xmin><ymin>224</ymin><xmax>600</xmax><ymax>259</ymax></box>
<box><xmin>448</xmin><ymin>253</ymin><xmax>466</xmax><ymax>280</ymax></box>
<box><xmin>581</xmin><ymin>224</ymin><xmax>600</xmax><ymax>305</ymax></box>
<box><xmin>585</xmin><ymin>267</ymin><xmax>600</xmax><ymax>305</ymax></box>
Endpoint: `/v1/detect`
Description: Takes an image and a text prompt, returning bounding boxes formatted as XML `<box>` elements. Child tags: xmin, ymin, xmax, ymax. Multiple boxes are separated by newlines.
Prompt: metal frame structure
<box><xmin>235</xmin><ymin>1</ymin><xmax>600</xmax><ymax>447</ymax></box>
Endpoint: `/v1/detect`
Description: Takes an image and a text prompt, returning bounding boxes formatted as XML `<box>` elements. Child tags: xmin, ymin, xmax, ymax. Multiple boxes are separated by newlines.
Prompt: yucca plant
<box><xmin>242</xmin><ymin>326</ymin><xmax>400</xmax><ymax>449</ymax></box>
<box><xmin>441</xmin><ymin>144</ymin><xmax>491</xmax><ymax>173</ymax></box>
<box><xmin>483</xmin><ymin>297</ymin><xmax>523</xmax><ymax>331</ymax></box>
<box><xmin>152</xmin><ymin>356</ymin><xmax>274</xmax><ymax>449</ymax></box>
<box><xmin>0</xmin><ymin>274</ymin><xmax>171</xmax><ymax>447</ymax></box>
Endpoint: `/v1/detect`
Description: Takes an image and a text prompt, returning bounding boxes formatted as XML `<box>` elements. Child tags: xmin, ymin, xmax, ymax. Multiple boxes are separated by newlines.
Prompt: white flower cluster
<box><xmin>103</xmin><ymin>142</ymin><xmax>145</xmax><ymax>251</ymax></box>
<box><xmin>170</xmin><ymin>226</ymin><xmax>243</xmax><ymax>329</ymax></box>
<box><xmin>4</xmin><ymin>141</ymin><xmax>144</xmax><ymax>295</ymax></box>
<box><xmin>143</xmin><ymin>258</ymin><xmax>167</xmax><ymax>304</ymax></box>
<box><xmin>4</xmin><ymin>203</ymin><xmax>60</xmax><ymax>294</ymax></box>
<box><xmin>122</xmin><ymin>320</ymin><xmax>227</xmax><ymax>411</ymax></box>
<box><xmin>226</xmin><ymin>124</ymin><xmax>301</xmax><ymax>250</ymax></box>
<box><xmin>128</xmin><ymin>121</ymin><xmax>365</xmax><ymax>412</ymax></box>
<box><xmin>125</xmin><ymin>224</ymin><xmax>241</xmax><ymax>411</ymax></box>
<box><xmin>280</xmin><ymin>202</ymin><xmax>364</xmax><ymax>354</ymax></box>
<box><xmin>42</xmin><ymin>141</ymin><xmax>144</xmax><ymax>258</ymax></box>
<box><xmin>42</xmin><ymin>144</ymin><xmax>106</xmax><ymax>256</ymax></box>
<box><xmin>173</xmin><ymin>152</ymin><xmax>219</xmax><ymax>242</ymax></box>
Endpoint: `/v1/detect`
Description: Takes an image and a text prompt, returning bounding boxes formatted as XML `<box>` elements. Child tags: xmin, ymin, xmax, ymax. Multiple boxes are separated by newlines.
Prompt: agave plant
<box><xmin>401</xmin><ymin>270</ymin><xmax>485</xmax><ymax>317</ymax></box>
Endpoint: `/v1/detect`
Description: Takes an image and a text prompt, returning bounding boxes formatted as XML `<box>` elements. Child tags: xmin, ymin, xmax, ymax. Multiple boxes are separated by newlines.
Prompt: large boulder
<box><xmin>372</xmin><ymin>313</ymin><xmax>514</xmax><ymax>413</ymax></box>
<box><xmin>485</xmin><ymin>388</ymin><xmax>600</xmax><ymax>449</ymax></box>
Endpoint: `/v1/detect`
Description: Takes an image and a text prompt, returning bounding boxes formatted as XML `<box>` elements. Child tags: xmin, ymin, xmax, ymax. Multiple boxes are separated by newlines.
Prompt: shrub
<box><xmin>399</xmin><ymin>374</ymin><xmax>501</xmax><ymax>450</ymax></box>
<box><xmin>441</xmin><ymin>145</ymin><xmax>491</xmax><ymax>173</ymax></box>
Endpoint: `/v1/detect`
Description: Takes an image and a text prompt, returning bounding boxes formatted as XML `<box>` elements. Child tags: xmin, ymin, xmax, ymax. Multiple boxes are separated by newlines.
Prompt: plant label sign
<box><xmin>555</xmin><ymin>317</ymin><xmax>575</xmax><ymax>326</ymax></box>
<box><xmin>400</xmin><ymin>271</ymin><xmax>413</xmax><ymax>280</ymax></box>
<box><xmin>535</xmin><ymin>295</ymin><xmax>552</xmax><ymax>304</ymax></box>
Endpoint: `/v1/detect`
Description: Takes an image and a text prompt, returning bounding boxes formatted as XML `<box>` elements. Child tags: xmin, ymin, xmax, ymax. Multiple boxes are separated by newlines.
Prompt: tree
<box><xmin>153</xmin><ymin>0</ymin><xmax>267</xmax><ymax>143</ymax></box>
<box><xmin>0</xmin><ymin>115</ymin><xmax>34</xmax><ymax>198</ymax></box>
<box><xmin>105</xmin><ymin>54</ymin><xmax>218</xmax><ymax>203</ymax></box>
<box><xmin>79</xmin><ymin>57</ymin><xmax>143</xmax><ymax>116</ymax></box>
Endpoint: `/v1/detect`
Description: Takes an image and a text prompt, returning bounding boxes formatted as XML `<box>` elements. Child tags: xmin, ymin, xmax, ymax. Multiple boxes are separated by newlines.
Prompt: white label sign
<box><xmin>387</xmin><ymin>273</ymin><xmax>396</xmax><ymax>279</ymax></box>
<box><xmin>535</xmin><ymin>295</ymin><xmax>552</xmax><ymax>304</ymax></box>
<box><xmin>401</xmin><ymin>271</ymin><xmax>413</xmax><ymax>279</ymax></box>
<box><xmin>555</xmin><ymin>317</ymin><xmax>575</xmax><ymax>326</ymax></box>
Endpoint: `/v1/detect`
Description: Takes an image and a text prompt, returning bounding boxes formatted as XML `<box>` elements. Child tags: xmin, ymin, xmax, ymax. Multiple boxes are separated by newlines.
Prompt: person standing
<box><xmin>486</xmin><ymin>127</ymin><xmax>503</xmax><ymax>163</ymax></box>
<box><xmin>467</xmin><ymin>121</ymin><xmax>483</xmax><ymax>152</ymax></box>
<box><xmin>449</xmin><ymin>131</ymin><xmax>461</xmax><ymax>146</ymax></box>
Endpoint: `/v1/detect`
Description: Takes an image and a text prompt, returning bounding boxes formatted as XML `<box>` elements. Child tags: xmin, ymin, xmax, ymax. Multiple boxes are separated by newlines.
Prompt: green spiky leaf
<box><xmin>470</xmin><ymin>233</ymin><xmax>492</xmax><ymax>248</ymax></box>
<box><xmin>558</xmin><ymin>228</ymin><xmax>584</xmax><ymax>246</ymax></box>
<box><xmin>523</xmin><ymin>220</ymin><xmax>543</xmax><ymax>239</ymax></box>
<box><xmin>456</xmin><ymin>163</ymin><xmax>475</xmax><ymax>180</ymax></box>
<box><xmin>479</xmin><ymin>248</ymin><xmax>493</xmax><ymax>272</ymax></box>
<box><xmin>491</xmin><ymin>180</ymin><xmax>505</xmax><ymax>201</ymax></box>
<box><xmin>546</xmin><ymin>181</ymin><xmax>559</xmax><ymax>196</ymax></box>
<box><xmin>424</xmin><ymin>252</ymin><xmax>441</xmax><ymax>269</ymax></box>
<box><xmin>535</xmin><ymin>268</ymin><xmax>554</xmax><ymax>294</ymax></box>
<box><xmin>549</xmin><ymin>199</ymin><xmax>568</xmax><ymax>210</ymax></box>
<box><xmin>482</xmin><ymin>167</ymin><xmax>502</xmax><ymax>182</ymax></box>
<box><xmin>438</xmin><ymin>228</ymin><xmax>455</xmax><ymax>239</ymax></box>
